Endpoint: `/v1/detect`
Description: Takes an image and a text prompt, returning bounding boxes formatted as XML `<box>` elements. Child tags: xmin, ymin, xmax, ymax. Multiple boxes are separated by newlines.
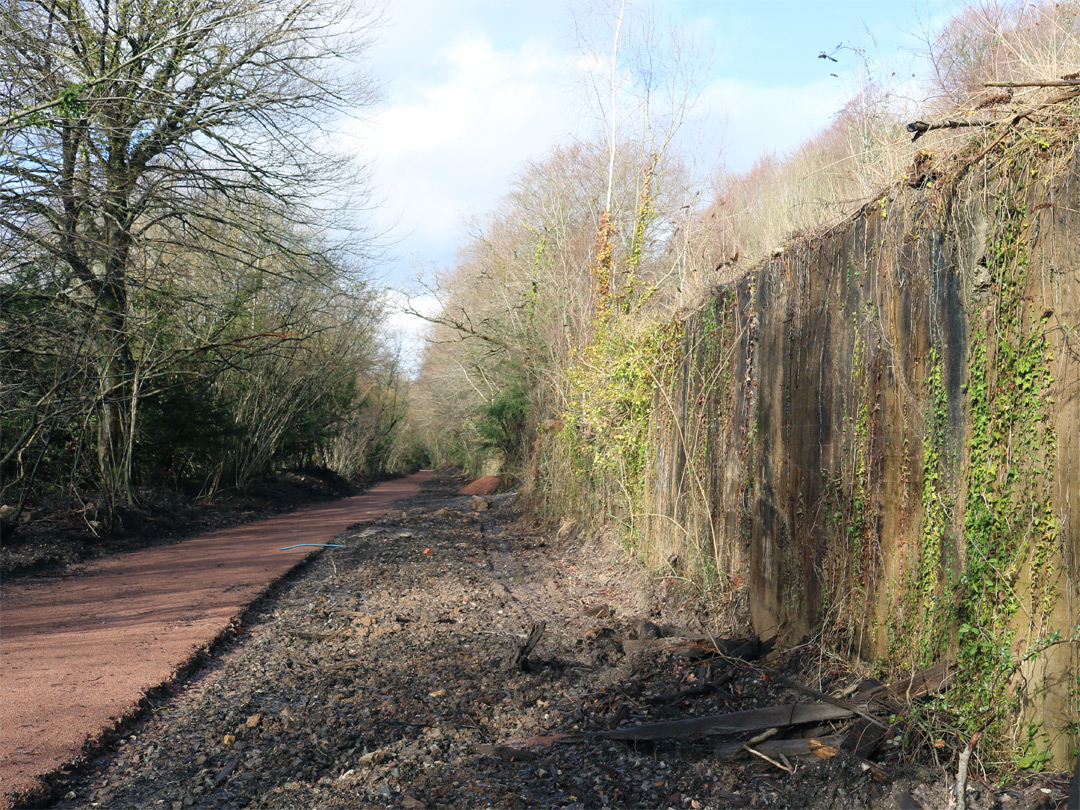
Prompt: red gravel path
<box><xmin>0</xmin><ymin>471</ymin><xmax>433</xmax><ymax>808</ymax></box>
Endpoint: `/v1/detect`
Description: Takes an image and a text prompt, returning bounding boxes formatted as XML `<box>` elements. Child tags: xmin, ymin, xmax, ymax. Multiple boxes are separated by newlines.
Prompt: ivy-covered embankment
<box><xmin>549</xmin><ymin>129</ymin><xmax>1079</xmax><ymax>769</ymax></box>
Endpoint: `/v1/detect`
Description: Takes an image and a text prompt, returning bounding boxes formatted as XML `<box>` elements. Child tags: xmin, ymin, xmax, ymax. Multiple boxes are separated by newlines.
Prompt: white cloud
<box><xmin>347</xmin><ymin>29</ymin><xmax>582</xmax><ymax>284</ymax></box>
<box><xmin>343</xmin><ymin>0</ymin><xmax>950</xmax><ymax>298</ymax></box>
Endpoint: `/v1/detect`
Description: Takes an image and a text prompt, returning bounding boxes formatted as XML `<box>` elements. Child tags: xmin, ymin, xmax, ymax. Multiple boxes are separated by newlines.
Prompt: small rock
<box><xmin>471</xmin><ymin>495</ymin><xmax>489</xmax><ymax>512</ymax></box>
<box><xmin>378</xmin><ymin>784</ymin><xmax>393</xmax><ymax>798</ymax></box>
<box><xmin>402</xmin><ymin>795</ymin><xmax>426</xmax><ymax>808</ymax></box>
<box><xmin>429</xmin><ymin>689</ymin><xmax>446</xmax><ymax>698</ymax></box>
<box><xmin>584</xmin><ymin>604</ymin><xmax>612</xmax><ymax>619</ymax></box>
<box><xmin>223</xmin><ymin>734</ymin><xmax>236</xmax><ymax>746</ymax></box>
<box><xmin>357</xmin><ymin>750</ymin><xmax>387</xmax><ymax>767</ymax></box>
<box><xmin>245</xmin><ymin>713</ymin><xmax>261</xmax><ymax>728</ymax></box>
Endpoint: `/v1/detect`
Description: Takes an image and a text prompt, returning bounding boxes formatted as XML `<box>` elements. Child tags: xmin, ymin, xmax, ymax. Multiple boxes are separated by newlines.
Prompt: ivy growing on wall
<box><xmin>946</xmin><ymin>196</ymin><xmax>1060</xmax><ymax>764</ymax></box>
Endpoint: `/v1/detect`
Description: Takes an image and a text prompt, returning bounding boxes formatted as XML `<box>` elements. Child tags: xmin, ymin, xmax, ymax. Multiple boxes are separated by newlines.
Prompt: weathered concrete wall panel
<box><xmin>643</xmin><ymin>141</ymin><xmax>1079</xmax><ymax>764</ymax></box>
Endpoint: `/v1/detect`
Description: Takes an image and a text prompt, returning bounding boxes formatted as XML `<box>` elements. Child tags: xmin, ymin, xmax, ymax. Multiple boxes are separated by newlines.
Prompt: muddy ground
<box><xmin>32</xmin><ymin>473</ymin><xmax>1074</xmax><ymax>809</ymax></box>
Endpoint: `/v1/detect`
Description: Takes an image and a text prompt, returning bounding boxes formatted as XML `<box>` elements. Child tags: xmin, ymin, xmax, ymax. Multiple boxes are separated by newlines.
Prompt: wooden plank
<box><xmin>868</xmin><ymin>661</ymin><xmax>954</xmax><ymax>708</ymax></box>
<box><xmin>592</xmin><ymin>702</ymin><xmax>853</xmax><ymax>741</ymax></box>
<box><xmin>842</xmin><ymin>718</ymin><xmax>890</xmax><ymax>759</ymax></box>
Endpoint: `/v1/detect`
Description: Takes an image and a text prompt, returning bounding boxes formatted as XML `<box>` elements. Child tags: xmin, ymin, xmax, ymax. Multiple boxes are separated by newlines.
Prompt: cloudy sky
<box><xmin>342</xmin><ymin>0</ymin><xmax>956</xmax><ymax>352</ymax></box>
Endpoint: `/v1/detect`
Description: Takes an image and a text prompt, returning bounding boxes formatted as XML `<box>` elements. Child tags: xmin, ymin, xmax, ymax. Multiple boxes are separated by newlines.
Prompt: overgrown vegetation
<box><xmin>1</xmin><ymin>0</ymin><xmax>411</xmax><ymax>532</ymax></box>
<box><xmin>410</xmin><ymin>0</ymin><xmax>1079</xmax><ymax>773</ymax></box>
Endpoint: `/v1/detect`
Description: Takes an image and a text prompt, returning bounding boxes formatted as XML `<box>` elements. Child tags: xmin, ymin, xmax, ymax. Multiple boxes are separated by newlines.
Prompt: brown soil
<box><xmin>459</xmin><ymin>476</ymin><xmax>504</xmax><ymax>496</ymax></box>
<box><xmin>17</xmin><ymin>472</ymin><xmax>1073</xmax><ymax>810</ymax></box>
<box><xmin>0</xmin><ymin>472</ymin><xmax>432</xmax><ymax>809</ymax></box>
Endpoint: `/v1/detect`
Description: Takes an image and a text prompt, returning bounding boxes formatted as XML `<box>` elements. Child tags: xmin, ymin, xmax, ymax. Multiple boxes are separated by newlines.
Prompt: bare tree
<box><xmin>0</xmin><ymin>0</ymin><xmax>382</xmax><ymax>518</ymax></box>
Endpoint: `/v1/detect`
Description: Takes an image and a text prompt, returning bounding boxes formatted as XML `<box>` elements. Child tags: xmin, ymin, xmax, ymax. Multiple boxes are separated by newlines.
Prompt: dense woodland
<box><xmin>1</xmin><ymin>0</ymin><xmax>421</xmax><ymax>531</ymax></box>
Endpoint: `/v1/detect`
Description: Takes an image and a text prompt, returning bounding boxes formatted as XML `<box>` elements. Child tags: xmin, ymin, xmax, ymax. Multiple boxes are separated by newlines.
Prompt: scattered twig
<box><xmin>745</xmin><ymin>726</ymin><xmax>780</xmax><ymax>745</ymax></box>
<box><xmin>643</xmin><ymin>668</ymin><xmax>736</xmax><ymax>705</ymax></box>
<box><xmin>714</xmin><ymin>735</ymin><xmax>843</xmax><ymax>760</ymax></box>
<box><xmin>742</xmin><ymin>743</ymin><xmax>795</xmax><ymax>774</ymax></box>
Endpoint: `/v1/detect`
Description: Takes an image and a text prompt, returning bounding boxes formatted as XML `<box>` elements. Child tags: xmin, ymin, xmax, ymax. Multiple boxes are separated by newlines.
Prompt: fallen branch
<box><xmin>622</xmin><ymin>637</ymin><xmax>710</xmax><ymax>654</ymax></box>
<box><xmin>842</xmin><ymin>717</ymin><xmax>891</xmax><ymax>759</ymax></box>
<box><xmin>714</xmin><ymin>734</ymin><xmax>845</xmax><ymax>761</ymax></box>
<box><xmin>865</xmin><ymin>661</ymin><xmax>955</xmax><ymax>710</ymax></box>
<box><xmin>907</xmin><ymin>86</ymin><xmax>1080</xmax><ymax>142</ymax></box>
<box><xmin>907</xmin><ymin>119</ymin><xmax>996</xmax><ymax>141</ymax></box>
<box><xmin>623</xmin><ymin>634</ymin><xmax>771</xmax><ymax>662</ymax></box>
<box><xmin>955</xmin><ymin>732</ymin><xmax>980</xmax><ymax>810</ymax></box>
<box><xmin>643</xmin><ymin>668</ymin><xmax>736</xmax><ymax>705</ymax></box>
<box><xmin>984</xmin><ymin>79</ymin><xmax>1080</xmax><ymax>87</ymax></box>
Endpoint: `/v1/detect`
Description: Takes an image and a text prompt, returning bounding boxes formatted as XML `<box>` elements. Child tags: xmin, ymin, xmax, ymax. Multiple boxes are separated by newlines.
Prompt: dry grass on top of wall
<box><xmin>693</xmin><ymin>0</ymin><xmax>1080</xmax><ymax>292</ymax></box>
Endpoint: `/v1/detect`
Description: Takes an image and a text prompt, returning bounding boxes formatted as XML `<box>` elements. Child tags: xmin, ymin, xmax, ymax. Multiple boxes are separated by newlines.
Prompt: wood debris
<box><xmin>501</xmin><ymin>660</ymin><xmax>958</xmax><ymax>773</ymax></box>
<box><xmin>591</xmin><ymin>701</ymin><xmax>855</xmax><ymax>740</ymax></box>
<box><xmin>510</xmin><ymin>621</ymin><xmax>546</xmax><ymax>671</ymax></box>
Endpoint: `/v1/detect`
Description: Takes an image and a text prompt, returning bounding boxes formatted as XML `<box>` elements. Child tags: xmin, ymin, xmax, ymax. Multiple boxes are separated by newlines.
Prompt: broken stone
<box><xmin>357</xmin><ymin>750</ymin><xmax>387</xmax><ymax>767</ymax></box>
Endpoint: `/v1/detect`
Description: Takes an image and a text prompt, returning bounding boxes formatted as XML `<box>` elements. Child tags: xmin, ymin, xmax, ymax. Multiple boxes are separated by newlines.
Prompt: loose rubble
<box><xmin>43</xmin><ymin>474</ymin><xmax>1074</xmax><ymax>810</ymax></box>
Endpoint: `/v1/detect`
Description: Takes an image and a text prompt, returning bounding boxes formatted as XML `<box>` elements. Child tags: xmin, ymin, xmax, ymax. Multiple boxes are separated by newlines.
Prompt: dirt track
<box><xmin>0</xmin><ymin>472</ymin><xmax>432</xmax><ymax>808</ymax></box>
<box><xmin>4</xmin><ymin>473</ymin><xmax>1074</xmax><ymax>809</ymax></box>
